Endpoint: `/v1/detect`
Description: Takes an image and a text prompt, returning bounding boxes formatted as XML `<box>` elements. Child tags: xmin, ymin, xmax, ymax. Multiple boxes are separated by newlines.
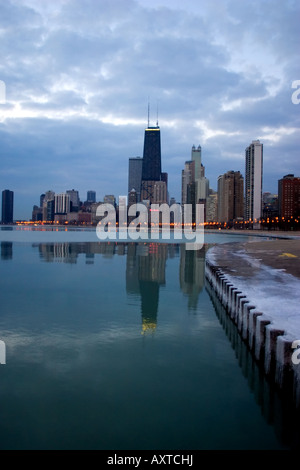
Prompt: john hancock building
<box><xmin>140</xmin><ymin>123</ymin><xmax>168</xmax><ymax>205</ymax></box>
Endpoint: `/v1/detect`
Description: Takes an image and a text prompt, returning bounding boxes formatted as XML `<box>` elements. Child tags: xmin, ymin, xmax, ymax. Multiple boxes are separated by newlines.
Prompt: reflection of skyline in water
<box><xmin>3</xmin><ymin>240</ymin><xmax>210</xmax><ymax>331</ymax></box>
<box><xmin>34</xmin><ymin>241</ymin><xmax>206</xmax><ymax>332</ymax></box>
<box><xmin>0</xmin><ymin>239</ymin><xmax>298</xmax><ymax>449</ymax></box>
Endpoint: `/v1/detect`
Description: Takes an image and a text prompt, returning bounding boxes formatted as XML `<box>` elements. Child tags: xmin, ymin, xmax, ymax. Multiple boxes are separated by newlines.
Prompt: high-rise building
<box><xmin>245</xmin><ymin>140</ymin><xmax>263</xmax><ymax>223</ymax></box>
<box><xmin>181</xmin><ymin>146</ymin><xmax>209</xmax><ymax>221</ymax></box>
<box><xmin>278</xmin><ymin>174</ymin><xmax>300</xmax><ymax>219</ymax></box>
<box><xmin>104</xmin><ymin>195</ymin><xmax>116</xmax><ymax>207</ymax></box>
<box><xmin>55</xmin><ymin>193</ymin><xmax>70</xmax><ymax>215</ymax></box>
<box><xmin>47</xmin><ymin>200</ymin><xmax>55</xmax><ymax>222</ymax></box>
<box><xmin>42</xmin><ymin>191</ymin><xmax>55</xmax><ymax>220</ymax></box>
<box><xmin>141</xmin><ymin>125</ymin><xmax>162</xmax><ymax>203</ymax></box>
<box><xmin>206</xmin><ymin>189</ymin><xmax>218</xmax><ymax>223</ymax></box>
<box><xmin>32</xmin><ymin>205</ymin><xmax>43</xmax><ymax>222</ymax></box>
<box><xmin>181</xmin><ymin>160</ymin><xmax>195</xmax><ymax>205</ymax></box>
<box><xmin>191</xmin><ymin>145</ymin><xmax>209</xmax><ymax>203</ymax></box>
<box><xmin>128</xmin><ymin>157</ymin><xmax>143</xmax><ymax>202</ymax></box>
<box><xmin>1</xmin><ymin>190</ymin><xmax>14</xmax><ymax>224</ymax></box>
<box><xmin>87</xmin><ymin>191</ymin><xmax>96</xmax><ymax>203</ymax></box>
<box><xmin>40</xmin><ymin>194</ymin><xmax>45</xmax><ymax>208</ymax></box>
<box><xmin>67</xmin><ymin>189</ymin><xmax>80</xmax><ymax>212</ymax></box>
<box><xmin>217</xmin><ymin>171</ymin><xmax>244</xmax><ymax>223</ymax></box>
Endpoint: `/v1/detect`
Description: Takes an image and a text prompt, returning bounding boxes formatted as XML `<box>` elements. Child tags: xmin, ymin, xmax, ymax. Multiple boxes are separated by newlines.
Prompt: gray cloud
<box><xmin>0</xmin><ymin>0</ymin><xmax>299</xmax><ymax>219</ymax></box>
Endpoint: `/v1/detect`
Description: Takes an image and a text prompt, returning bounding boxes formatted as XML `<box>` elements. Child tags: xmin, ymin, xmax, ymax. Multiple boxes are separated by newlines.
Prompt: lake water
<box><xmin>0</xmin><ymin>227</ymin><xmax>298</xmax><ymax>450</ymax></box>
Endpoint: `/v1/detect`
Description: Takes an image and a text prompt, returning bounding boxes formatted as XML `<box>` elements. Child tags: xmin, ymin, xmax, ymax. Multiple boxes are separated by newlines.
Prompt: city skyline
<box><xmin>0</xmin><ymin>0</ymin><xmax>299</xmax><ymax>220</ymax></box>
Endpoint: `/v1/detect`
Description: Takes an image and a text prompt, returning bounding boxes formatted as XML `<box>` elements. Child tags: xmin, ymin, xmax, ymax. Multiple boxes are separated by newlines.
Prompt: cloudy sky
<box><xmin>0</xmin><ymin>0</ymin><xmax>299</xmax><ymax>220</ymax></box>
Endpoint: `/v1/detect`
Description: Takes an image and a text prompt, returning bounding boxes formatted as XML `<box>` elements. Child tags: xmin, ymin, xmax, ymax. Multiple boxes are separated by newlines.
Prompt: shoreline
<box><xmin>205</xmin><ymin>237</ymin><xmax>300</xmax><ymax>407</ymax></box>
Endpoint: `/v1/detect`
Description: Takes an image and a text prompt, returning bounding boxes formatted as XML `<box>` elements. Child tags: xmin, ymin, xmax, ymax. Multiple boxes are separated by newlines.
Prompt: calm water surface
<box><xmin>0</xmin><ymin>228</ymin><xmax>298</xmax><ymax>449</ymax></box>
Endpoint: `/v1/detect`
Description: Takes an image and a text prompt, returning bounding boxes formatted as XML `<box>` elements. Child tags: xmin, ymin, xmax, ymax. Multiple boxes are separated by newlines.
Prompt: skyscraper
<box><xmin>181</xmin><ymin>146</ymin><xmax>209</xmax><ymax>221</ymax></box>
<box><xmin>278</xmin><ymin>174</ymin><xmax>300</xmax><ymax>219</ymax></box>
<box><xmin>181</xmin><ymin>160</ymin><xmax>195</xmax><ymax>205</ymax></box>
<box><xmin>245</xmin><ymin>140</ymin><xmax>263</xmax><ymax>224</ymax></box>
<box><xmin>191</xmin><ymin>145</ymin><xmax>209</xmax><ymax>203</ymax></box>
<box><xmin>87</xmin><ymin>191</ymin><xmax>96</xmax><ymax>203</ymax></box>
<box><xmin>1</xmin><ymin>190</ymin><xmax>14</xmax><ymax>224</ymax></box>
<box><xmin>217</xmin><ymin>171</ymin><xmax>244</xmax><ymax>223</ymax></box>
<box><xmin>141</xmin><ymin>124</ymin><xmax>163</xmax><ymax>203</ymax></box>
<box><xmin>128</xmin><ymin>157</ymin><xmax>143</xmax><ymax>202</ymax></box>
<box><xmin>42</xmin><ymin>190</ymin><xmax>55</xmax><ymax>221</ymax></box>
<box><xmin>55</xmin><ymin>193</ymin><xmax>70</xmax><ymax>215</ymax></box>
<box><xmin>66</xmin><ymin>189</ymin><xmax>80</xmax><ymax>212</ymax></box>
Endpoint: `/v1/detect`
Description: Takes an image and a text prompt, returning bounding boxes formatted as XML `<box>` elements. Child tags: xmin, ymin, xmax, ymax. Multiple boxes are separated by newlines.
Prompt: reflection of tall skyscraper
<box><xmin>179</xmin><ymin>245</ymin><xmax>206</xmax><ymax>311</ymax></box>
<box><xmin>1</xmin><ymin>242</ymin><xmax>13</xmax><ymax>260</ymax></box>
<box><xmin>1</xmin><ymin>190</ymin><xmax>14</xmax><ymax>224</ymax></box>
<box><xmin>128</xmin><ymin>157</ymin><xmax>143</xmax><ymax>202</ymax></box>
<box><xmin>126</xmin><ymin>243</ymin><xmax>167</xmax><ymax>334</ymax></box>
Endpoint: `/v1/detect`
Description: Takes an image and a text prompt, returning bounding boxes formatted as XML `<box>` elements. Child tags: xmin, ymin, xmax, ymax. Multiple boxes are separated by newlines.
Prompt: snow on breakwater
<box><xmin>205</xmin><ymin>243</ymin><xmax>300</xmax><ymax>407</ymax></box>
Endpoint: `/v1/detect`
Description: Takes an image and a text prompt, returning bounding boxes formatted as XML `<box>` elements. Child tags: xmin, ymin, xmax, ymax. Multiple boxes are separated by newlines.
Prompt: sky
<box><xmin>0</xmin><ymin>0</ymin><xmax>299</xmax><ymax>220</ymax></box>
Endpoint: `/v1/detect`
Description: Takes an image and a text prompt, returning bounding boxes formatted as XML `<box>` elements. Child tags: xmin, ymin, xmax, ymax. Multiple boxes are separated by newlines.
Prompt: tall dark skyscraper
<box><xmin>141</xmin><ymin>126</ymin><xmax>161</xmax><ymax>181</ymax></box>
<box><xmin>141</xmin><ymin>124</ymin><xmax>165</xmax><ymax>203</ymax></box>
<box><xmin>1</xmin><ymin>190</ymin><xmax>14</xmax><ymax>224</ymax></box>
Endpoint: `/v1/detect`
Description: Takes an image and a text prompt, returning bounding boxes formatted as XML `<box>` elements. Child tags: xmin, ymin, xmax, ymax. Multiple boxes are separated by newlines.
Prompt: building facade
<box><xmin>87</xmin><ymin>191</ymin><xmax>96</xmax><ymax>203</ymax></box>
<box><xmin>141</xmin><ymin>126</ymin><xmax>162</xmax><ymax>203</ymax></box>
<box><xmin>245</xmin><ymin>140</ymin><xmax>263</xmax><ymax>223</ymax></box>
<box><xmin>66</xmin><ymin>189</ymin><xmax>80</xmax><ymax>212</ymax></box>
<box><xmin>1</xmin><ymin>190</ymin><xmax>14</xmax><ymax>224</ymax></box>
<box><xmin>278</xmin><ymin>174</ymin><xmax>300</xmax><ymax>219</ymax></box>
<box><xmin>55</xmin><ymin>193</ymin><xmax>70</xmax><ymax>215</ymax></box>
<box><xmin>128</xmin><ymin>157</ymin><xmax>143</xmax><ymax>203</ymax></box>
<box><xmin>217</xmin><ymin>171</ymin><xmax>244</xmax><ymax>223</ymax></box>
<box><xmin>181</xmin><ymin>160</ymin><xmax>195</xmax><ymax>206</ymax></box>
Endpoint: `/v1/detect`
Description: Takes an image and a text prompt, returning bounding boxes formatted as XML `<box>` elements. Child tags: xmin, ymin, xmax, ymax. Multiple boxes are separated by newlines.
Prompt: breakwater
<box><xmin>205</xmin><ymin>253</ymin><xmax>300</xmax><ymax>409</ymax></box>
